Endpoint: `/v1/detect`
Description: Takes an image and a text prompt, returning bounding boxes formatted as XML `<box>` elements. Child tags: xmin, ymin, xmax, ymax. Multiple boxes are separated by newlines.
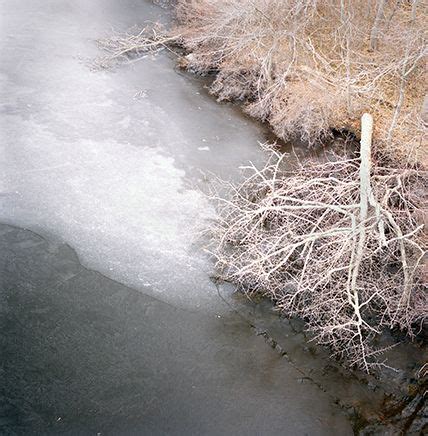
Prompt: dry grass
<box><xmin>173</xmin><ymin>0</ymin><xmax>427</xmax><ymax>163</ymax></box>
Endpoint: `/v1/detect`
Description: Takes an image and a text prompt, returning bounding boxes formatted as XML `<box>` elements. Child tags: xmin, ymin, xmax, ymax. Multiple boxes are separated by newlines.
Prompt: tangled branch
<box><xmin>95</xmin><ymin>25</ymin><xmax>180</xmax><ymax>68</ymax></box>
<box><xmin>210</xmin><ymin>114</ymin><xmax>427</xmax><ymax>371</ymax></box>
<box><xmin>174</xmin><ymin>0</ymin><xmax>427</xmax><ymax>162</ymax></box>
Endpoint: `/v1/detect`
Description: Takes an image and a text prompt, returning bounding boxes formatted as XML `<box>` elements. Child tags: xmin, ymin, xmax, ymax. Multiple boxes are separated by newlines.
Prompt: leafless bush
<box><xmin>174</xmin><ymin>0</ymin><xmax>427</xmax><ymax>162</ymax></box>
<box><xmin>210</xmin><ymin>114</ymin><xmax>427</xmax><ymax>371</ymax></box>
<box><xmin>95</xmin><ymin>2</ymin><xmax>427</xmax><ymax>161</ymax></box>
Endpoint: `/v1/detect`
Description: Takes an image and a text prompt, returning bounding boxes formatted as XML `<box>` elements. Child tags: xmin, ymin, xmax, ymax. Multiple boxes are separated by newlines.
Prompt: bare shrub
<box><xmin>173</xmin><ymin>0</ymin><xmax>427</xmax><ymax>163</ymax></box>
<box><xmin>210</xmin><ymin>114</ymin><xmax>427</xmax><ymax>371</ymax></box>
<box><xmin>95</xmin><ymin>2</ymin><xmax>427</xmax><ymax>162</ymax></box>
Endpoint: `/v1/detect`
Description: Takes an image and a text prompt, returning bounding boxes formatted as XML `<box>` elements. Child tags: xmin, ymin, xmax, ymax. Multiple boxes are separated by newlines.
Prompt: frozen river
<box><xmin>0</xmin><ymin>1</ymin><xmax>357</xmax><ymax>434</ymax></box>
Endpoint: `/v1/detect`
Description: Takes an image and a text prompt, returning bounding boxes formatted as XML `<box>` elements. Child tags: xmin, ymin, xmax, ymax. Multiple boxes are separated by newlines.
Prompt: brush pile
<box><xmin>211</xmin><ymin>115</ymin><xmax>427</xmax><ymax>371</ymax></box>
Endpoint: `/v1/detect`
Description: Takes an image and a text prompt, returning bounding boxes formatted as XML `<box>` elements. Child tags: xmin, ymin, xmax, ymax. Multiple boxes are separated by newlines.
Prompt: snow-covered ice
<box><xmin>0</xmin><ymin>0</ymin><xmax>266</xmax><ymax>309</ymax></box>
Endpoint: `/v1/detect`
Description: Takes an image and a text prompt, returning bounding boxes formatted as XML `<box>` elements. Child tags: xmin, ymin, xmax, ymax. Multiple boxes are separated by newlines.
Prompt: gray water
<box><xmin>0</xmin><ymin>1</ymin><xmax>423</xmax><ymax>435</ymax></box>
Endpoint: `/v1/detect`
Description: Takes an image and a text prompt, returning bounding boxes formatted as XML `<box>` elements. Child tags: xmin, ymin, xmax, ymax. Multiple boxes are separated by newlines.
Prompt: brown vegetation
<box><xmin>174</xmin><ymin>0</ymin><xmax>427</xmax><ymax>163</ymax></box>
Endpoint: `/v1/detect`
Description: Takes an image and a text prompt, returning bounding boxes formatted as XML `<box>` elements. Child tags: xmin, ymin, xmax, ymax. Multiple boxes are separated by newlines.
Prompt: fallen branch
<box><xmin>95</xmin><ymin>25</ymin><xmax>181</xmax><ymax>68</ymax></box>
<box><xmin>210</xmin><ymin>114</ymin><xmax>427</xmax><ymax>371</ymax></box>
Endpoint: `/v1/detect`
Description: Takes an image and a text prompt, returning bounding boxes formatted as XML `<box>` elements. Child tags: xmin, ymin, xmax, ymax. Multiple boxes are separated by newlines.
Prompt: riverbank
<box><xmin>95</xmin><ymin>0</ymin><xmax>427</xmax><ymax>428</ymax></box>
<box><xmin>154</xmin><ymin>0</ymin><xmax>427</xmax><ymax>360</ymax></box>
<box><xmin>0</xmin><ymin>0</ymin><xmax>361</xmax><ymax>434</ymax></box>
<box><xmin>172</xmin><ymin>0</ymin><xmax>427</xmax><ymax>166</ymax></box>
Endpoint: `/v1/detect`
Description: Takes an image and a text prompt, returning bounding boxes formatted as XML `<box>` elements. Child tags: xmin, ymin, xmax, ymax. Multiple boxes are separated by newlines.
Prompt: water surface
<box><xmin>0</xmin><ymin>0</ymin><xmax>399</xmax><ymax>434</ymax></box>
